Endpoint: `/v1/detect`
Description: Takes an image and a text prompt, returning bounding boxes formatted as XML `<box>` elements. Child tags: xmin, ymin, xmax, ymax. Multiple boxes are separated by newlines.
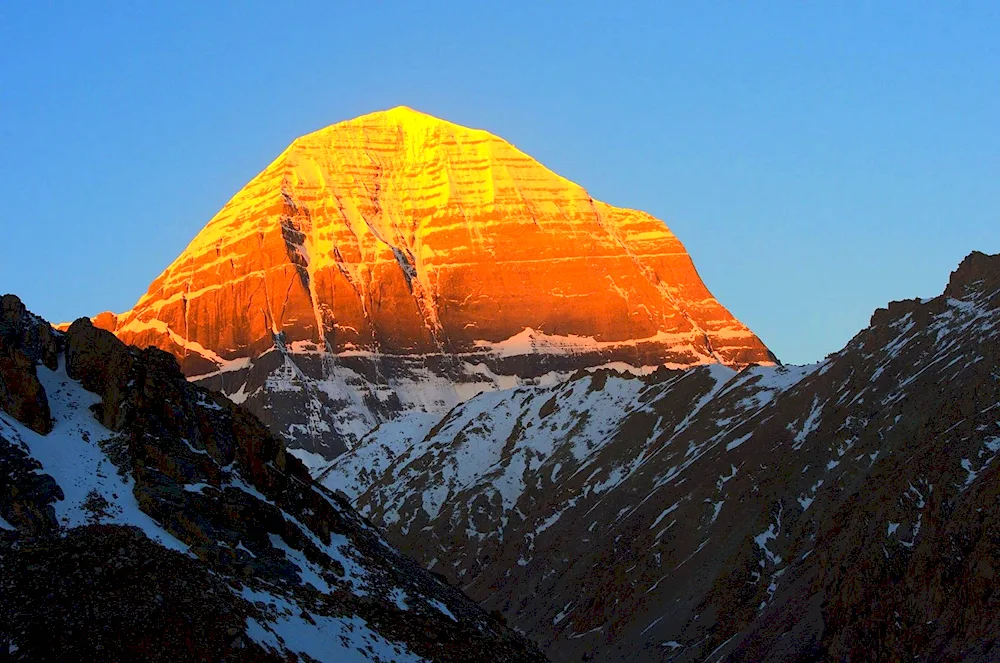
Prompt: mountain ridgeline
<box><xmin>320</xmin><ymin>250</ymin><xmax>1000</xmax><ymax>661</ymax></box>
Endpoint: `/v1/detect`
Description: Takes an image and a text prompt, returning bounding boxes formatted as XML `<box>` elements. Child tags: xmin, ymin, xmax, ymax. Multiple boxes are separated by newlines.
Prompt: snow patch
<box><xmin>0</xmin><ymin>361</ymin><xmax>189</xmax><ymax>553</ymax></box>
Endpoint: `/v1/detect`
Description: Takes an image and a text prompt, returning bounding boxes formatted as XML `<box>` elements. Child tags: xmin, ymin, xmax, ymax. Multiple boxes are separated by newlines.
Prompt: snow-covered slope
<box><xmin>0</xmin><ymin>295</ymin><xmax>546</xmax><ymax>662</ymax></box>
<box><xmin>325</xmin><ymin>251</ymin><xmax>1000</xmax><ymax>662</ymax></box>
<box><xmin>0</xmin><ymin>365</ymin><xmax>419</xmax><ymax>660</ymax></box>
<box><xmin>0</xmin><ymin>360</ymin><xmax>188</xmax><ymax>550</ymax></box>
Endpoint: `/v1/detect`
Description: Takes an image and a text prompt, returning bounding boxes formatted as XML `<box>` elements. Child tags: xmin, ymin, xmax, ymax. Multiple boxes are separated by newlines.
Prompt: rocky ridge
<box><xmin>0</xmin><ymin>294</ymin><xmax>546</xmax><ymax>662</ymax></box>
<box><xmin>323</xmin><ymin>251</ymin><xmax>1000</xmax><ymax>662</ymax></box>
<box><xmin>90</xmin><ymin>107</ymin><xmax>774</xmax><ymax>461</ymax></box>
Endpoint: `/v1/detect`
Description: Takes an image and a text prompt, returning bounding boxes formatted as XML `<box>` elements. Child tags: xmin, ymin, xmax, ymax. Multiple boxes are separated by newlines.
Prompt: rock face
<box><xmin>0</xmin><ymin>295</ymin><xmax>59</xmax><ymax>435</ymax></box>
<box><xmin>95</xmin><ymin>106</ymin><xmax>774</xmax><ymax>459</ymax></box>
<box><xmin>323</xmin><ymin>251</ymin><xmax>1000</xmax><ymax>662</ymax></box>
<box><xmin>0</xmin><ymin>295</ymin><xmax>547</xmax><ymax>662</ymax></box>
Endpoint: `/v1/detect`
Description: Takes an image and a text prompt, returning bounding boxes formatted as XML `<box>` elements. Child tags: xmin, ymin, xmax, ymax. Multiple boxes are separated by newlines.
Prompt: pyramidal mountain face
<box><xmin>95</xmin><ymin>107</ymin><xmax>775</xmax><ymax>460</ymax></box>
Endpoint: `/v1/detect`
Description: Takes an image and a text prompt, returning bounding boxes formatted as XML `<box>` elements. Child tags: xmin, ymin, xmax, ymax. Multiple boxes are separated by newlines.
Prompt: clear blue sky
<box><xmin>1</xmin><ymin>2</ymin><xmax>997</xmax><ymax>364</ymax></box>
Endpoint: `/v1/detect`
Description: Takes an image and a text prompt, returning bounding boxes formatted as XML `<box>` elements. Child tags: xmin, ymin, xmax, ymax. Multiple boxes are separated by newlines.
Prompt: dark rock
<box><xmin>65</xmin><ymin>317</ymin><xmax>139</xmax><ymax>430</ymax></box>
<box><xmin>341</xmin><ymin>254</ymin><xmax>1000</xmax><ymax>662</ymax></box>
<box><xmin>0</xmin><ymin>525</ymin><xmax>280</xmax><ymax>662</ymax></box>
<box><xmin>0</xmin><ymin>343</ymin><xmax>51</xmax><ymax>434</ymax></box>
<box><xmin>0</xmin><ymin>433</ymin><xmax>62</xmax><ymax>533</ymax></box>
<box><xmin>0</xmin><ymin>294</ymin><xmax>60</xmax><ymax>369</ymax></box>
<box><xmin>0</xmin><ymin>295</ymin><xmax>57</xmax><ymax>434</ymax></box>
<box><xmin>945</xmin><ymin>251</ymin><xmax>1000</xmax><ymax>297</ymax></box>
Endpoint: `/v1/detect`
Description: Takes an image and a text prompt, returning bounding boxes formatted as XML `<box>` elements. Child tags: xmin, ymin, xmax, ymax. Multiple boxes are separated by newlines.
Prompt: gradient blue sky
<box><xmin>1</xmin><ymin>2</ymin><xmax>997</xmax><ymax>364</ymax></box>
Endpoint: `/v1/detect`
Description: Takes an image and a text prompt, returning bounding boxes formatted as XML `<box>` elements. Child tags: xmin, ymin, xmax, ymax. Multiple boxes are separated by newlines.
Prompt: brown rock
<box><xmin>65</xmin><ymin>317</ymin><xmax>139</xmax><ymax>430</ymax></box>
<box><xmin>0</xmin><ymin>295</ymin><xmax>55</xmax><ymax>434</ymax></box>
<box><xmin>0</xmin><ymin>344</ymin><xmax>51</xmax><ymax>434</ymax></box>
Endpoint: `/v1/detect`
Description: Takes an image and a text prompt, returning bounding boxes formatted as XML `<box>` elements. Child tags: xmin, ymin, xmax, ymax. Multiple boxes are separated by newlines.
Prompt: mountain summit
<box><xmin>96</xmin><ymin>107</ymin><xmax>774</xmax><ymax>458</ymax></box>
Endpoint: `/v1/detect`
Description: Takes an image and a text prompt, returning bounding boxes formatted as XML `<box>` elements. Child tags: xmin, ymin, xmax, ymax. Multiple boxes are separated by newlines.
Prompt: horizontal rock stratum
<box><xmin>93</xmin><ymin>106</ymin><xmax>775</xmax><ymax>458</ymax></box>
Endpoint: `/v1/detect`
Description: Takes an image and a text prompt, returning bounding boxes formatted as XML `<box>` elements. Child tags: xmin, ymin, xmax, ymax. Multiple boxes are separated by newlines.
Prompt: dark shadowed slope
<box><xmin>0</xmin><ymin>294</ymin><xmax>546</xmax><ymax>662</ymax></box>
<box><xmin>325</xmin><ymin>251</ymin><xmax>1000</xmax><ymax>662</ymax></box>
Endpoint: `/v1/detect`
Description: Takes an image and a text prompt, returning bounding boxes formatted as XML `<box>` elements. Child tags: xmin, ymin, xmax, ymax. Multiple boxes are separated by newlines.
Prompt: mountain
<box><xmin>0</xmin><ymin>294</ymin><xmax>546</xmax><ymax>662</ymax></box>
<box><xmin>90</xmin><ymin>106</ymin><xmax>774</xmax><ymax>462</ymax></box>
<box><xmin>322</xmin><ymin>251</ymin><xmax>1000</xmax><ymax>662</ymax></box>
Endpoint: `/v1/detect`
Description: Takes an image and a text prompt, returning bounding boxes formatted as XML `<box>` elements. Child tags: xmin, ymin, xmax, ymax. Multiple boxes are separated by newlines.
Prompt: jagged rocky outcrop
<box><xmin>323</xmin><ymin>251</ymin><xmax>1000</xmax><ymax>662</ymax></box>
<box><xmin>0</xmin><ymin>295</ymin><xmax>547</xmax><ymax>662</ymax></box>
<box><xmin>0</xmin><ymin>295</ymin><xmax>58</xmax><ymax>434</ymax></box>
<box><xmin>87</xmin><ymin>106</ymin><xmax>774</xmax><ymax>461</ymax></box>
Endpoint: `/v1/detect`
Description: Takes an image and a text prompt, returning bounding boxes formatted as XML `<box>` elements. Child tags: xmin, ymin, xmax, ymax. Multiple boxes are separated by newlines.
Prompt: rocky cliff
<box><xmin>323</xmin><ymin>251</ymin><xmax>1000</xmax><ymax>662</ymax></box>
<box><xmin>0</xmin><ymin>294</ymin><xmax>546</xmax><ymax>662</ymax></box>
<box><xmin>92</xmin><ymin>107</ymin><xmax>774</xmax><ymax>460</ymax></box>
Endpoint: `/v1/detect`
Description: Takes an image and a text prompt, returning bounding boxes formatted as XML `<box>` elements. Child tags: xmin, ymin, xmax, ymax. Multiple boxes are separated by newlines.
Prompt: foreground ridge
<box><xmin>0</xmin><ymin>294</ymin><xmax>547</xmax><ymax>662</ymax></box>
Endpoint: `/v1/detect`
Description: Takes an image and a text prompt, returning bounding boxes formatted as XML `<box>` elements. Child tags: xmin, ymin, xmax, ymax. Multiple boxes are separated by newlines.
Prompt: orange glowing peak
<box><xmin>109</xmin><ymin>106</ymin><xmax>774</xmax><ymax>377</ymax></box>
